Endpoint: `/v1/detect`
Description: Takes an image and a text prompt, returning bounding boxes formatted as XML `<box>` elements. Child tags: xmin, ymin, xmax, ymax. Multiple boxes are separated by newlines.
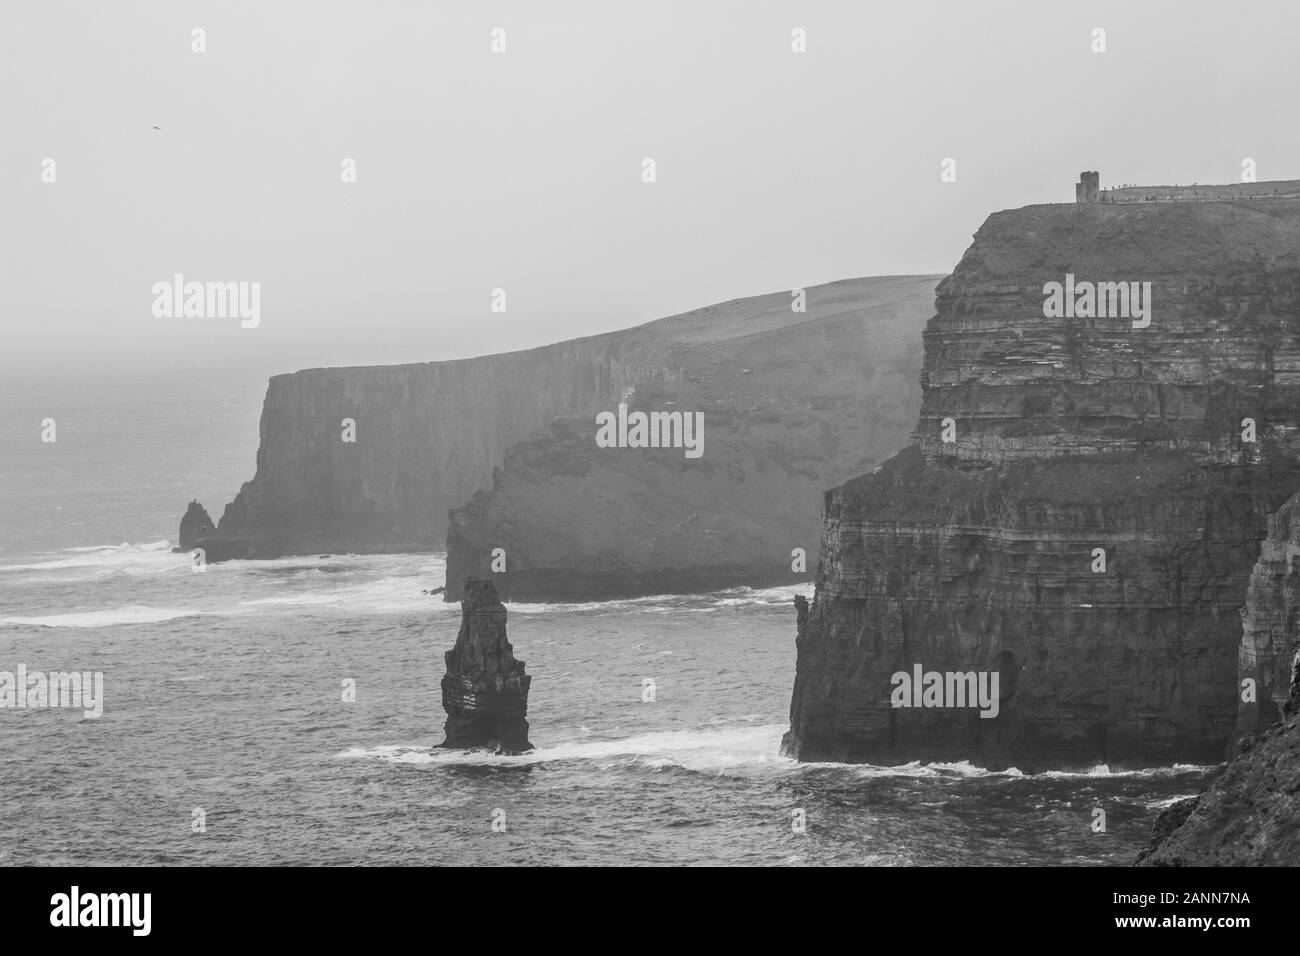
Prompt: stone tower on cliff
<box><xmin>1075</xmin><ymin>170</ymin><xmax>1100</xmax><ymax>203</ymax></box>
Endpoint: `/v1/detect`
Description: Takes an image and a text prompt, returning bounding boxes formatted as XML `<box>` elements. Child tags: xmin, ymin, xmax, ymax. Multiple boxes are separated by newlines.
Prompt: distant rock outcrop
<box><xmin>177</xmin><ymin>501</ymin><xmax>215</xmax><ymax>551</ymax></box>
<box><xmin>201</xmin><ymin>275</ymin><xmax>935</xmax><ymax>596</ymax></box>
<box><xmin>439</xmin><ymin>578</ymin><xmax>533</xmax><ymax>754</ymax></box>
<box><xmin>178</xmin><ymin>500</ymin><xmax>276</xmax><ymax>563</ymax></box>
<box><xmin>445</xmin><ymin>275</ymin><xmax>936</xmax><ymax>601</ymax></box>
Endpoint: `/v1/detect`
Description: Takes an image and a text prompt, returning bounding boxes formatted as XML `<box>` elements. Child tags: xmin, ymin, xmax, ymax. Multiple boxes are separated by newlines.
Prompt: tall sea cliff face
<box><xmin>216</xmin><ymin>342</ymin><xmax>641</xmax><ymax>554</ymax></box>
<box><xmin>443</xmin><ymin>276</ymin><xmax>936</xmax><ymax>601</ymax></box>
<box><xmin>215</xmin><ymin>276</ymin><xmax>936</xmax><ymax>564</ymax></box>
<box><xmin>783</xmin><ymin>200</ymin><xmax>1300</xmax><ymax>772</ymax></box>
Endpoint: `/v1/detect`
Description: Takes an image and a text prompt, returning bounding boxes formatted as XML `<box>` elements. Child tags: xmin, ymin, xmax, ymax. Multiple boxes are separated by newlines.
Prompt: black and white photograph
<box><xmin>1</xmin><ymin>0</ymin><xmax>1295</xmax><ymax>932</ymax></box>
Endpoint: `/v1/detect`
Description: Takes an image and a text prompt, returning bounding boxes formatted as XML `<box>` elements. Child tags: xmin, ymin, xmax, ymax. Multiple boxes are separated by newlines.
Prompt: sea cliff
<box><xmin>783</xmin><ymin>199</ymin><xmax>1300</xmax><ymax>771</ymax></box>
<box><xmin>209</xmin><ymin>276</ymin><xmax>937</xmax><ymax>595</ymax></box>
<box><xmin>444</xmin><ymin>276</ymin><xmax>935</xmax><ymax>601</ymax></box>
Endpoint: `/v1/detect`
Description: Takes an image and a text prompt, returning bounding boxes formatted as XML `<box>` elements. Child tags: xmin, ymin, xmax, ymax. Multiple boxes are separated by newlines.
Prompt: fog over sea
<box><xmin>0</xmin><ymin>370</ymin><xmax>1211</xmax><ymax>865</ymax></box>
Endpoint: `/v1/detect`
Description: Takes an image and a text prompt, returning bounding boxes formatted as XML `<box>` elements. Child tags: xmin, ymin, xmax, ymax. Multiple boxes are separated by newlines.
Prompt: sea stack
<box><xmin>177</xmin><ymin>500</ymin><xmax>215</xmax><ymax>552</ymax></box>
<box><xmin>178</xmin><ymin>498</ymin><xmax>279</xmax><ymax>563</ymax></box>
<box><xmin>439</xmin><ymin>578</ymin><xmax>534</xmax><ymax>754</ymax></box>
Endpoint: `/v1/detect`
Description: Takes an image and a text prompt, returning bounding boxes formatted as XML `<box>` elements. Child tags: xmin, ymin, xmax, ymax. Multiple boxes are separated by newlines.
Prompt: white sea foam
<box><xmin>506</xmin><ymin>584</ymin><xmax>812</xmax><ymax>616</ymax></box>
<box><xmin>61</xmin><ymin>541</ymin><xmax>173</xmax><ymax>554</ymax></box>
<box><xmin>1145</xmin><ymin>794</ymin><xmax>1201</xmax><ymax>810</ymax></box>
<box><xmin>237</xmin><ymin>571</ymin><xmax>457</xmax><ymax>615</ymax></box>
<box><xmin>0</xmin><ymin>604</ymin><xmax>199</xmax><ymax>628</ymax></box>
<box><xmin>340</xmin><ymin>724</ymin><xmax>1212</xmax><ymax>780</ymax></box>
<box><xmin>782</xmin><ymin>756</ymin><xmax>1021</xmax><ymax>779</ymax></box>
<box><xmin>338</xmin><ymin>723</ymin><xmax>791</xmax><ymax>772</ymax></box>
<box><xmin>4</xmin><ymin>546</ymin><xmax>455</xmax><ymax>617</ymax></box>
<box><xmin>0</xmin><ymin>540</ymin><xmax>177</xmax><ymax>574</ymax></box>
<box><xmin>1036</xmin><ymin>762</ymin><xmax>1214</xmax><ymax>780</ymax></box>
<box><xmin>712</xmin><ymin>584</ymin><xmax>814</xmax><ymax>606</ymax></box>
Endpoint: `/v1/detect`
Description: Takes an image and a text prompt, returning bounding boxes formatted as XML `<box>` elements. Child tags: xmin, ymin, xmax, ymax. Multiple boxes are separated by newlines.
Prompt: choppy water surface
<box><xmin>0</xmin><ymin>545</ymin><xmax>1210</xmax><ymax>865</ymax></box>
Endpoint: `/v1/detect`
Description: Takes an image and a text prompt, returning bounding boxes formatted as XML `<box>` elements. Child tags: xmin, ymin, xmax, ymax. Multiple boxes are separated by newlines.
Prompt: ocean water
<box><xmin>0</xmin><ymin>372</ymin><xmax>1212</xmax><ymax>866</ymax></box>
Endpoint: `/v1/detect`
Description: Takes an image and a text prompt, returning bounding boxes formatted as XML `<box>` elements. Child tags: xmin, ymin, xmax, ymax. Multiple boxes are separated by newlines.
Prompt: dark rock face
<box><xmin>444</xmin><ymin>276</ymin><xmax>936</xmax><ymax>601</ymax></box>
<box><xmin>188</xmin><ymin>534</ymin><xmax>277</xmax><ymax>563</ymax></box>
<box><xmin>213</xmin><ymin>345</ymin><xmax>632</xmax><ymax>556</ymax></box>
<box><xmin>785</xmin><ymin>449</ymin><xmax>1298</xmax><ymax>770</ymax></box>
<box><xmin>1136</xmin><ymin>701</ymin><xmax>1300</xmax><ymax>865</ymax></box>
<box><xmin>784</xmin><ymin>199</ymin><xmax>1300</xmax><ymax>771</ymax></box>
<box><xmin>1137</xmin><ymin>491</ymin><xmax>1300</xmax><ymax>866</ymax></box>
<box><xmin>204</xmin><ymin>276</ymin><xmax>935</xmax><ymax>586</ymax></box>
<box><xmin>1134</xmin><ymin>797</ymin><xmax>1199</xmax><ymax>864</ymax></box>
<box><xmin>439</xmin><ymin>578</ymin><xmax>533</xmax><ymax>754</ymax></box>
<box><xmin>177</xmin><ymin>501</ymin><xmax>215</xmax><ymax>551</ymax></box>
<box><xmin>178</xmin><ymin>499</ymin><xmax>278</xmax><ymax>563</ymax></box>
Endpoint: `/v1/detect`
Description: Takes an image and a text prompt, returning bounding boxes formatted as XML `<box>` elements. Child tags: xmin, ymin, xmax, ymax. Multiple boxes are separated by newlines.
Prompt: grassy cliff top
<box><xmin>938</xmin><ymin>200</ymin><xmax>1300</xmax><ymax>296</ymax></box>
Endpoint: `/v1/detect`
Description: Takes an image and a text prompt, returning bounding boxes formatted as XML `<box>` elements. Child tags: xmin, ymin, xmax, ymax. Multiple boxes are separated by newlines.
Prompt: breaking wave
<box><xmin>0</xmin><ymin>604</ymin><xmax>201</xmax><ymax>628</ymax></box>
<box><xmin>340</xmin><ymin>724</ymin><xmax>1215</xmax><ymax>782</ymax></box>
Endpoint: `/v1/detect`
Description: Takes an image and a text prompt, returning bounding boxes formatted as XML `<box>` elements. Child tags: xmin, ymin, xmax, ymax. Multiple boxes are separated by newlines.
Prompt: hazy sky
<box><xmin>4</xmin><ymin>0</ymin><xmax>1298</xmax><ymax>376</ymax></box>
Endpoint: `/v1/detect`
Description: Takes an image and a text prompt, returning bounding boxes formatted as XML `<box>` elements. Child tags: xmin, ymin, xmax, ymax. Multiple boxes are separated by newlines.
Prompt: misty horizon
<box><xmin>6</xmin><ymin>0</ymin><xmax>1298</xmax><ymax>376</ymax></box>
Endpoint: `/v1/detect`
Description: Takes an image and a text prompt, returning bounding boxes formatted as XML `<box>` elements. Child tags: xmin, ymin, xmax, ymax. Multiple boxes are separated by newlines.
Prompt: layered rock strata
<box><xmin>784</xmin><ymin>198</ymin><xmax>1300</xmax><ymax>771</ymax></box>
<box><xmin>439</xmin><ymin>578</ymin><xmax>533</xmax><ymax>754</ymax></box>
